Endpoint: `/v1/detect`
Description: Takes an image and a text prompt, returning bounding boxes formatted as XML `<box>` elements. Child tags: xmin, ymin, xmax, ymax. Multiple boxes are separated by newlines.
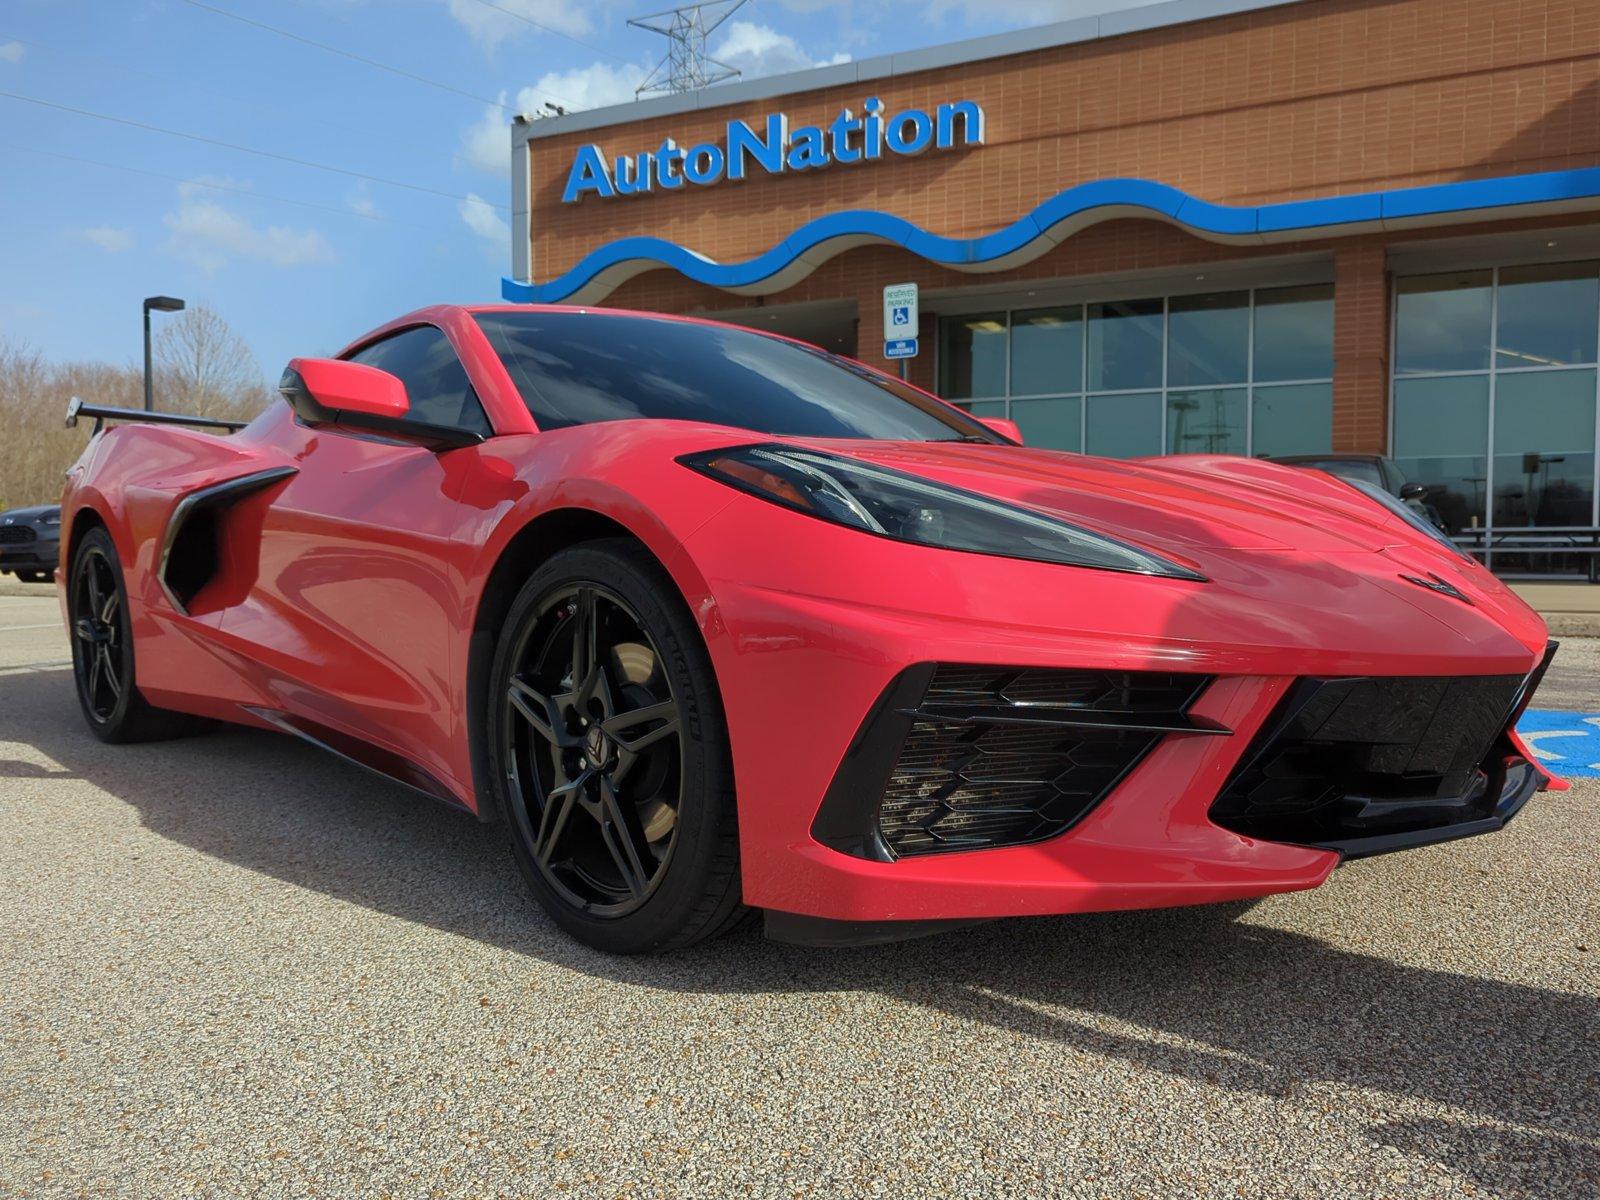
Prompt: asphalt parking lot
<box><xmin>1</xmin><ymin>582</ymin><xmax>1595</xmax><ymax>1199</ymax></box>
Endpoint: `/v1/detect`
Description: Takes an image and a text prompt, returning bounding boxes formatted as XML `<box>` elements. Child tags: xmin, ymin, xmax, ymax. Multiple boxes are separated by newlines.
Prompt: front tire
<box><xmin>487</xmin><ymin>540</ymin><xmax>744</xmax><ymax>954</ymax></box>
<box><xmin>69</xmin><ymin>528</ymin><xmax>208</xmax><ymax>743</ymax></box>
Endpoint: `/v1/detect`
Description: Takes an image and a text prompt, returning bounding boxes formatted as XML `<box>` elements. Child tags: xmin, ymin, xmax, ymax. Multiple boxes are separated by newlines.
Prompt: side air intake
<box><xmin>158</xmin><ymin>467</ymin><xmax>297</xmax><ymax>615</ymax></box>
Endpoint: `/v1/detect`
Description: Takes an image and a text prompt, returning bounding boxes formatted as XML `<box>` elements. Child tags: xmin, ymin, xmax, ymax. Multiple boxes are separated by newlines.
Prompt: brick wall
<box><xmin>524</xmin><ymin>0</ymin><xmax>1600</xmax><ymax>451</ymax></box>
<box><xmin>1332</xmin><ymin>240</ymin><xmax>1391</xmax><ymax>452</ymax></box>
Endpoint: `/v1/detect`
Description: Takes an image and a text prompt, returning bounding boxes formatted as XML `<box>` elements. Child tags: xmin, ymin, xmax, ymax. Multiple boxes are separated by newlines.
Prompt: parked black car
<box><xmin>1267</xmin><ymin>454</ymin><xmax>1450</xmax><ymax>533</ymax></box>
<box><xmin>0</xmin><ymin>504</ymin><xmax>62</xmax><ymax>583</ymax></box>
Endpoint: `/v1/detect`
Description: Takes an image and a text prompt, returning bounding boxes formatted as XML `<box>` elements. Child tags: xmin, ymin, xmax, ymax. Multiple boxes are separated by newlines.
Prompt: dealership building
<box><xmin>506</xmin><ymin>0</ymin><xmax>1600</xmax><ymax>574</ymax></box>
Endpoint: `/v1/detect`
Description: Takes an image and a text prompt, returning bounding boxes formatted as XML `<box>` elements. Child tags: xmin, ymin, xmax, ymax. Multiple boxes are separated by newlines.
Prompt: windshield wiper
<box><xmin>930</xmin><ymin>434</ymin><xmax>995</xmax><ymax>444</ymax></box>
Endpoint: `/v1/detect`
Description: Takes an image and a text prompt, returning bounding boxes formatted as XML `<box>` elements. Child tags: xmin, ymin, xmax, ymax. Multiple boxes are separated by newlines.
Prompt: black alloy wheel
<box><xmin>507</xmin><ymin>581</ymin><xmax>682</xmax><ymax>914</ymax></box>
<box><xmin>69</xmin><ymin>527</ymin><xmax>207</xmax><ymax>744</ymax></box>
<box><xmin>72</xmin><ymin>544</ymin><xmax>125</xmax><ymax>725</ymax></box>
<box><xmin>489</xmin><ymin>540</ymin><xmax>743</xmax><ymax>953</ymax></box>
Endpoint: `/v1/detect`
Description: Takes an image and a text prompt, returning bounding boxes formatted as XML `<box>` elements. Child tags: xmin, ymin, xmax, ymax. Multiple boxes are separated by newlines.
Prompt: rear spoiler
<box><xmin>65</xmin><ymin>396</ymin><xmax>248</xmax><ymax>435</ymax></box>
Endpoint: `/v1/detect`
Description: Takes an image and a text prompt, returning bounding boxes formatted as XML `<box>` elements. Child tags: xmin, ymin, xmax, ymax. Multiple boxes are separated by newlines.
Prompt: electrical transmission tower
<box><xmin>630</xmin><ymin>0</ymin><xmax>747</xmax><ymax>96</ymax></box>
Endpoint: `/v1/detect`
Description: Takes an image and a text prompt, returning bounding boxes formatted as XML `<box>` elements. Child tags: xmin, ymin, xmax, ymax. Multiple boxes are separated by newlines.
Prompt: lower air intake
<box><xmin>1210</xmin><ymin>652</ymin><xmax>1553</xmax><ymax>855</ymax></box>
<box><xmin>812</xmin><ymin>664</ymin><xmax>1221</xmax><ymax>861</ymax></box>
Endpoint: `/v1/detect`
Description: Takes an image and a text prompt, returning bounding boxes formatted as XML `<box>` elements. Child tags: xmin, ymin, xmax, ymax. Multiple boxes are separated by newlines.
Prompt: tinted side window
<box><xmin>348</xmin><ymin>326</ymin><xmax>491</xmax><ymax>436</ymax></box>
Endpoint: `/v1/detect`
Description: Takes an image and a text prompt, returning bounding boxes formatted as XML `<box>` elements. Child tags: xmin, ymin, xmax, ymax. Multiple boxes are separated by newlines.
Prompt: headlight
<box><xmin>41</xmin><ymin>513</ymin><xmax>61</xmax><ymax>526</ymax></box>
<box><xmin>681</xmin><ymin>444</ymin><xmax>1205</xmax><ymax>581</ymax></box>
<box><xmin>1341</xmin><ymin>478</ymin><xmax>1469</xmax><ymax>561</ymax></box>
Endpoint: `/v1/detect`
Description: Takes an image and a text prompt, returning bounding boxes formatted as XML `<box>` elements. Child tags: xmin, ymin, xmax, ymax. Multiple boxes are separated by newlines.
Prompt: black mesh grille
<box><xmin>813</xmin><ymin>664</ymin><xmax>1216</xmax><ymax>860</ymax></box>
<box><xmin>1212</xmin><ymin>672</ymin><xmax>1532</xmax><ymax>847</ymax></box>
<box><xmin>879</xmin><ymin>715</ymin><xmax>1168</xmax><ymax>855</ymax></box>
<box><xmin>0</xmin><ymin>525</ymin><xmax>37</xmax><ymax>545</ymax></box>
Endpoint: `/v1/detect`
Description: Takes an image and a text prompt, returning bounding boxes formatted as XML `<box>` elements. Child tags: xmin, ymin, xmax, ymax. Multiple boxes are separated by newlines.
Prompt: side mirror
<box><xmin>277</xmin><ymin>357</ymin><xmax>484</xmax><ymax>451</ymax></box>
<box><xmin>978</xmin><ymin>416</ymin><xmax>1024</xmax><ymax>445</ymax></box>
<box><xmin>1398</xmin><ymin>482</ymin><xmax>1430</xmax><ymax>501</ymax></box>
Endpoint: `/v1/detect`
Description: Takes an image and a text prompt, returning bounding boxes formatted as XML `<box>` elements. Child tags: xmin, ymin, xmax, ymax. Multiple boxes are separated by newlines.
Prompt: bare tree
<box><xmin>0</xmin><ymin>307</ymin><xmax>271</xmax><ymax>510</ymax></box>
<box><xmin>153</xmin><ymin>304</ymin><xmax>271</xmax><ymax>420</ymax></box>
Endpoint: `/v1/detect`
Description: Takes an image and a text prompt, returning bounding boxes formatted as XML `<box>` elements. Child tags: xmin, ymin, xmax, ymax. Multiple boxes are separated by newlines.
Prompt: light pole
<box><xmin>142</xmin><ymin>295</ymin><xmax>185</xmax><ymax>412</ymax></box>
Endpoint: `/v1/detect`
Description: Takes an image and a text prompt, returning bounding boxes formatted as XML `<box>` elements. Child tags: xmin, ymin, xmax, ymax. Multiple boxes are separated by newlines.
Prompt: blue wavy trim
<box><xmin>503</xmin><ymin>168</ymin><xmax>1600</xmax><ymax>305</ymax></box>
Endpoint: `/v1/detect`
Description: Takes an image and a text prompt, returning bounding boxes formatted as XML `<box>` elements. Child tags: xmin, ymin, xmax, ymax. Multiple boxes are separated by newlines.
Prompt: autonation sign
<box><xmin>562</xmin><ymin>97</ymin><xmax>985</xmax><ymax>203</ymax></box>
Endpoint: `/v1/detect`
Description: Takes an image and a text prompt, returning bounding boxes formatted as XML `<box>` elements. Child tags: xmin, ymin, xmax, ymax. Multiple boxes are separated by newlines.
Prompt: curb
<box><xmin>1541</xmin><ymin>614</ymin><xmax>1600</xmax><ymax>639</ymax></box>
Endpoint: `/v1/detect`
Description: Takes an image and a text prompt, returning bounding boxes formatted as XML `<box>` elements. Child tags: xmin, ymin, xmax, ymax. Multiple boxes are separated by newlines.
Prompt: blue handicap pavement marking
<box><xmin>1517</xmin><ymin>710</ymin><xmax>1600</xmax><ymax>778</ymax></box>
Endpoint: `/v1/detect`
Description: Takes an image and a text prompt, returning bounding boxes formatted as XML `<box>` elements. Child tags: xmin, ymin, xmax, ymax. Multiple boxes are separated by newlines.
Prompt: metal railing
<box><xmin>1452</xmin><ymin>526</ymin><xmax>1600</xmax><ymax>582</ymax></box>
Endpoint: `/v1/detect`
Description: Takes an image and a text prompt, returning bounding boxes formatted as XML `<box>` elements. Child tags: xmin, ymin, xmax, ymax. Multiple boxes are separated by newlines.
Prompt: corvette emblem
<box><xmin>1400</xmin><ymin>572</ymin><xmax>1474</xmax><ymax>605</ymax></box>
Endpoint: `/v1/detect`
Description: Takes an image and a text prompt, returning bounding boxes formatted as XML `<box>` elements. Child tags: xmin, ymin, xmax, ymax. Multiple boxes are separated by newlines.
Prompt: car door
<box><xmin>226</xmin><ymin>324</ymin><xmax>502</xmax><ymax>800</ymax></box>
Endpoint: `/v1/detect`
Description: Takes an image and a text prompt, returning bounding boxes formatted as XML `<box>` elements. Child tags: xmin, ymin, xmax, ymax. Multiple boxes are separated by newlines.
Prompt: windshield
<box><xmin>1298</xmin><ymin>458</ymin><xmax>1386</xmax><ymax>489</ymax></box>
<box><xmin>474</xmin><ymin>311</ymin><xmax>998</xmax><ymax>443</ymax></box>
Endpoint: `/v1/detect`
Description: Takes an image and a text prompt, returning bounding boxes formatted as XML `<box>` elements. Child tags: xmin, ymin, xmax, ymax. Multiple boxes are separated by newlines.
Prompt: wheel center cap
<box><xmin>585</xmin><ymin>725</ymin><xmax>607</xmax><ymax>763</ymax></box>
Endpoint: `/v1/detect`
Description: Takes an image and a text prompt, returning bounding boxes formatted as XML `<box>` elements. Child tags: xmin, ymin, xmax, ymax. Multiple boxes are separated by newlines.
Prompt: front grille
<box><xmin>1211</xmin><ymin>669</ymin><xmax>1537</xmax><ymax>849</ymax></box>
<box><xmin>0</xmin><ymin>525</ymin><xmax>37</xmax><ymax>545</ymax></box>
<box><xmin>812</xmin><ymin>664</ymin><xmax>1221</xmax><ymax>861</ymax></box>
<box><xmin>879</xmin><ymin>714</ymin><xmax>1170</xmax><ymax>855</ymax></box>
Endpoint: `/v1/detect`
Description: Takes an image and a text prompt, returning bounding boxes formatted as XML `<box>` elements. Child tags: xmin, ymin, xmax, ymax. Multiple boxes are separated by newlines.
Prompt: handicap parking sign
<box><xmin>883</xmin><ymin>283</ymin><xmax>919</xmax><ymax>360</ymax></box>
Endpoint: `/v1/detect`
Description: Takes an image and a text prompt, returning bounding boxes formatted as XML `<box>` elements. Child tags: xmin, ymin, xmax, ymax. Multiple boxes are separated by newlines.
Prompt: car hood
<box><xmin>774</xmin><ymin>438</ymin><xmax>1542</xmax><ymax>651</ymax></box>
<box><xmin>0</xmin><ymin>505</ymin><xmax>60</xmax><ymax>525</ymax></box>
<box><xmin>799</xmin><ymin>440</ymin><xmax>1412</xmax><ymax>556</ymax></box>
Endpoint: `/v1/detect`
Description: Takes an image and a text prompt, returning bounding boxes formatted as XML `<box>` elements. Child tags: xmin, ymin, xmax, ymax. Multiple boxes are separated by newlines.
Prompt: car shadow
<box><xmin>3</xmin><ymin>667</ymin><xmax>1596</xmax><ymax>1174</ymax></box>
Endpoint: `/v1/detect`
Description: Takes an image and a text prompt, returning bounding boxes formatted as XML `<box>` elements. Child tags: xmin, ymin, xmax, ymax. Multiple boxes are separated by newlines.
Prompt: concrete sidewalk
<box><xmin>1512</xmin><ymin>583</ymin><xmax>1600</xmax><ymax>638</ymax></box>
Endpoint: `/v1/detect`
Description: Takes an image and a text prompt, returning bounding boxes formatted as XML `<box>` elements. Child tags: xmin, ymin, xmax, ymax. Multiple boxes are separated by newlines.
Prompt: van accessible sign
<box><xmin>562</xmin><ymin>97</ymin><xmax>985</xmax><ymax>204</ymax></box>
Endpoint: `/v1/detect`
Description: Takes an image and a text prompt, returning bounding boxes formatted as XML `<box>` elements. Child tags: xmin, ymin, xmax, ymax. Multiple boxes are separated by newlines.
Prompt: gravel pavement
<box><xmin>1</xmin><ymin>585</ymin><xmax>1595</xmax><ymax>1199</ymax></box>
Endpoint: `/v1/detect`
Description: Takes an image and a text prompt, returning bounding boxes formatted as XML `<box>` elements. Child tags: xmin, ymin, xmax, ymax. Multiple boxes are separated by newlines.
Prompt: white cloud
<box><xmin>463</xmin><ymin>94</ymin><xmax>515</xmax><ymax>174</ymax></box>
<box><xmin>459</xmin><ymin>192</ymin><xmax>510</xmax><ymax>252</ymax></box>
<box><xmin>515</xmin><ymin>64</ymin><xmax>647</xmax><ymax>115</ymax></box>
<box><xmin>712</xmin><ymin>20</ymin><xmax>848</xmax><ymax>78</ymax></box>
<box><xmin>460</xmin><ymin>65</ymin><xmax>648</xmax><ymax>173</ymax></box>
<box><xmin>81</xmin><ymin>226</ymin><xmax>134</xmax><ymax>253</ymax></box>
<box><xmin>445</xmin><ymin>0</ymin><xmax>594</xmax><ymax>52</ymax></box>
<box><xmin>346</xmin><ymin>184</ymin><xmax>380</xmax><ymax>218</ymax></box>
<box><xmin>0</xmin><ymin>41</ymin><xmax>23</xmax><ymax>64</ymax></box>
<box><xmin>164</xmin><ymin>181</ymin><xmax>334</xmax><ymax>273</ymax></box>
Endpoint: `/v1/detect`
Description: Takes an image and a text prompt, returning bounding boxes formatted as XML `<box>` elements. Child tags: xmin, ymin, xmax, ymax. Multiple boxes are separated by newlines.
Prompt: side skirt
<box><xmin>243</xmin><ymin>706</ymin><xmax>471</xmax><ymax>813</ymax></box>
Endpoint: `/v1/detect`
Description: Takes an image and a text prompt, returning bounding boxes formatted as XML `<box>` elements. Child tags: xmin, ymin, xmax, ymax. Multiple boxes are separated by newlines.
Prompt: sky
<box><xmin>0</xmin><ymin>0</ymin><xmax>1166</xmax><ymax>380</ymax></box>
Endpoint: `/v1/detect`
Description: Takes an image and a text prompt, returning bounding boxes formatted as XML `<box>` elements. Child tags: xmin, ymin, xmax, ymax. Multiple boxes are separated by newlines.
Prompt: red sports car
<box><xmin>58</xmin><ymin>304</ymin><xmax>1559</xmax><ymax>952</ymax></box>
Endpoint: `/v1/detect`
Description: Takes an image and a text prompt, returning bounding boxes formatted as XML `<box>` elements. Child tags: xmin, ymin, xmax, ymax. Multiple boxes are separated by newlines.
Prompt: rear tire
<box><xmin>69</xmin><ymin>527</ymin><xmax>209</xmax><ymax>743</ymax></box>
<box><xmin>16</xmin><ymin>570</ymin><xmax>44</xmax><ymax>584</ymax></box>
<box><xmin>487</xmin><ymin>539</ymin><xmax>744</xmax><ymax>954</ymax></box>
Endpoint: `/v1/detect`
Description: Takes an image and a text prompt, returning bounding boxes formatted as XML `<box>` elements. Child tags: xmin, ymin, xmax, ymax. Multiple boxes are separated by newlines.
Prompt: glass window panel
<box><xmin>1251</xmin><ymin>383</ymin><xmax>1332</xmax><ymax>456</ymax></box>
<box><xmin>939</xmin><ymin>314</ymin><xmax>1007</xmax><ymax>399</ymax></box>
<box><xmin>1395</xmin><ymin>271</ymin><xmax>1493</xmax><ymax>375</ymax></box>
<box><xmin>1088</xmin><ymin>298</ymin><xmax>1164</xmax><ymax>391</ymax></box>
<box><xmin>1495</xmin><ymin>262</ymin><xmax>1600</xmax><ymax>369</ymax></box>
<box><xmin>348</xmin><ymin>325</ymin><xmax>491</xmax><ymax>435</ymax></box>
<box><xmin>1167</xmin><ymin>292</ymin><xmax>1248</xmax><ymax>387</ymax></box>
<box><xmin>959</xmin><ymin>400</ymin><xmax>1009</xmax><ymax>419</ymax></box>
<box><xmin>1392</xmin><ymin>375</ymin><xmax>1490</xmax><ymax>531</ymax></box>
<box><xmin>1166</xmin><ymin>387</ymin><xmax>1246</xmax><ymax>455</ymax></box>
<box><xmin>1010</xmin><ymin>307</ymin><xmax>1083</xmax><ymax>397</ymax></box>
<box><xmin>1011</xmin><ymin>396</ymin><xmax>1081</xmax><ymax>452</ymax></box>
<box><xmin>1491</xmin><ymin>369</ymin><xmax>1597</xmax><ymax>526</ymax></box>
<box><xmin>1086</xmin><ymin>392</ymin><xmax>1163</xmax><ymax>458</ymax></box>
<box><xmin>1253</xmin><ymin>284</ymin><xmax>1333</xmax><ymax>382</ymax></box>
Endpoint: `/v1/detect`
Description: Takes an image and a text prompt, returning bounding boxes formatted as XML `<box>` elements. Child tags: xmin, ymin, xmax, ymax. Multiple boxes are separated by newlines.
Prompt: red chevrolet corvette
<box><xmin>59</xmin><ymin>304</ymin><xmax>1559</xmax><ymax>952</ymax></box>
